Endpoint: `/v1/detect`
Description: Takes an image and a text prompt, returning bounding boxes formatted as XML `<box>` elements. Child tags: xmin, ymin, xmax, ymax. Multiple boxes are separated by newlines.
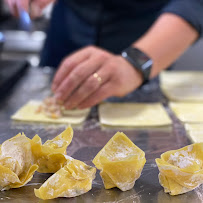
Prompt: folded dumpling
<box><xmin>156</xmin><ymin>143</ymin><xmax>203</xmax><ymax>195</ymax></box>
<box><xmin>30</xmin><ymin>126</ymin><xmax>73</xmax><ymax>173</ymax></box>
<box><xmin>0</xmin><ymin>133</ymin><xmax>38</xmax><ymax>191</ymax></box>
<box><xmin>92</xmin><ymin>132</ymin><xmax>146</xmax><ymax>191</ymax></box>
<box><xmin>34</xmin><ymin>156</ymin><xmax>96</xmax><ymax>200</ymax></box>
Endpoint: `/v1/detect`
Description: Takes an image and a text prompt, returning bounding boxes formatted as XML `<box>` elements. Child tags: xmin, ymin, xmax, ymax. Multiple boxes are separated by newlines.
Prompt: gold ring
<box><xmin>93</xmin><ymin>73</ymin><xmax>102</xmax><ymax>84</ymax></box>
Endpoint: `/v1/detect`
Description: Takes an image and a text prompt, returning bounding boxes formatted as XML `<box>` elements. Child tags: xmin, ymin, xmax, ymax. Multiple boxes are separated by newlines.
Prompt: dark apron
<box><xmin>40</xmin><ymin>0</ymin><xmax>169</xmax><ymax>68</ymax></box>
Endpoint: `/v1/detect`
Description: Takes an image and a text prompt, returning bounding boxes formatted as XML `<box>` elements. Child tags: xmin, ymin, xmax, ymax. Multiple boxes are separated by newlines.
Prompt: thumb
<box><xmin>16</xmin><ymin>0</ymin><xmax>29</xmax><ymax>11</ymax></box>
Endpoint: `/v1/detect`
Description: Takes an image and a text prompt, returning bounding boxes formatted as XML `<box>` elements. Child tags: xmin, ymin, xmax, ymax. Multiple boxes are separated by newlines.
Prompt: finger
<box><xmin>6</xmin><ymin>0</ymin><xmax>19</xmax><ymax>16</ymax></box>
<box><xmin>18</xmin><ymin>0</ymin><xmax>29</xmax><ymax>11</ymax></box>
<box><xmin>54</xmin><ymin>54</ymin><xmax>105</xmax><ymax>102</ymax></box>
<box><xmin>15</xmin><ymin>0</ymin><xmax>29</xmax><ymax>17</ymax></box>
<box><xmin>52</xmin><ymin>46</ymin><xmax>94</xmax><ymax>92</ymax></box>
<box><xmin>64</xmin><ymin>67</ymin><xmax>111</xmax><ymax>109</ymax></box>
<box><xmin>30</xmin><ymin>1</ymin><xmax>42</xmax><ymax>18</ymax></box>
<box><xmin>13</xmin><ymin>3</ymin><xmax>19</xmax><ymax>17</ymax></box>
<box><xmin>77</xmin><ymin>82</ymin><xmax>113</xmax><ymax>109</ymax></box>
<box><xmin>6</xmin><ymin>0</ymin><xmax>14</xmax><ymax>13</ymax></box>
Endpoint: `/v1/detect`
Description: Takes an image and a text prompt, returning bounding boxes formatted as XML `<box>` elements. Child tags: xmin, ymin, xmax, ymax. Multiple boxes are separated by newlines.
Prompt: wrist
<box><xmin>121</xmin><ymin>47</ymin><xmax>153</xmax><ymax>85</ymax></box>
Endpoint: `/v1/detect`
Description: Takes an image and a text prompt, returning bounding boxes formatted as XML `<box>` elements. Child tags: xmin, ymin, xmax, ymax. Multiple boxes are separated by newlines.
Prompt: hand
<box><xmin>52</xmin><ymin>46</ymin><xmax>143</xmax><ymax>109</ymax></box>
<box><xmin>5</xmin><ymin>0</ymin><xmax>54</xmax><ymax>18</ymax></box>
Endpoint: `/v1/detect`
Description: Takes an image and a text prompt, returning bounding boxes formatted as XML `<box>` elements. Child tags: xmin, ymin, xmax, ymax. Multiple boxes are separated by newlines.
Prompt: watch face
<box><xmin>128</xmin><ymin>48</ymin><xmax>150</xmax><ymax>66</ymax></box>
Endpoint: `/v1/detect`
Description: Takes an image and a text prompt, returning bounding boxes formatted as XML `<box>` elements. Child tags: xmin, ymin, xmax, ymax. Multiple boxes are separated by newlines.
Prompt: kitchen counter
<box><xmin>0</xmin><ymin>66</ymin><xmax>202</xmax><ymax>203</ymax></box>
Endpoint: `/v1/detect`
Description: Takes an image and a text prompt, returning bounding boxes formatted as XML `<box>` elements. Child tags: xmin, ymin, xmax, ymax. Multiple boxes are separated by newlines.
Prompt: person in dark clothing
<box><xmin>7</xmin><ymin>0</ymin><xmax>203</xmax><ymax>109</ymax></box>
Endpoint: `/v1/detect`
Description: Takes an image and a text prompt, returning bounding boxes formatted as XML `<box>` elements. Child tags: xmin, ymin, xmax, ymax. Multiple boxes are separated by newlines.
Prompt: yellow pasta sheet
<box><xmin>160</xmin><ymin>71</ymin><xmax>203</xmax><ymax>102</ymax></box>
<box><xmin>99</xmin><ymin>102</ymin><xmax>172</xmax><ymax>127</ymax></box>
<box><xmin>93</xmin><ymin>132</ymin><xmax>146</xmax><ymax>191</ymax></box>
<box><xmin>31</xmin><ymin>126</ymin><xmax>73</xmax><ymax>173</ymax></box>
<box><xmin>11</xmin><ymin>100</ymin><xmax>90</xmax><ymax>124</ymax></box>
<box><xmin>34</xmin><ymin>156</ymin><xmax>96</xmax><ymax>200</ymax></box>
<box><xmin>170</xmin><ymin>102</ymin><xmax>203</xmax><ymax>123</ymax></box>
<box><xmin>156</xmin><ymin>143</ymin><xmax>203</xmax><ymax>195</ymax></box>
<box><xmin>185</xmin><ymin>124</ymin><xmax>203</xmax><ymax>143</ymax></box>
<box><xmin>185</xmin><ymin>123</ymin><xmax>203</xmax><ymax>132</ymax></box>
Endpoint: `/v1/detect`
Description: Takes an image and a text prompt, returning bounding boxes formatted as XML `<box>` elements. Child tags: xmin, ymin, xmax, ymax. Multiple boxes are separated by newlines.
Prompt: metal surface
<box><xmin>0</xmin><ymin>67</ymin><xmax>203</xmax><ymax>203</ymax></box>
<box><xmin>2</xmin><ymin>31</ymin><xmax>45</xmax><ymax>53</ymax></box>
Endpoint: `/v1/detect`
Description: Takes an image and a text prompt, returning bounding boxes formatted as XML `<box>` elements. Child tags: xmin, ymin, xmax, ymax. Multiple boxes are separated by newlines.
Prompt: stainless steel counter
<box><xmin>0</xmin><ymin>67</ymin><xmax>202</xmax><ymax>203</ymax></box>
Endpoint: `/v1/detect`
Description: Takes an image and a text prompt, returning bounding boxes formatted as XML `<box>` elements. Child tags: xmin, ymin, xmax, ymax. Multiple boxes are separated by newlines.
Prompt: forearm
<box><xmin>133</xmin><ymin>13</ymin><xmax>199</xmax><ymax>78</ymax></box>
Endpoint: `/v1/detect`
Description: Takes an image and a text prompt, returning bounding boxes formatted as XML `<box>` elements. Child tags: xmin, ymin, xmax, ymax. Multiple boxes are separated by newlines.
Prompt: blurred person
<box><xmin>6</xmin><ymin>0</ymin><xmax>203</xmax><ymax>109</ymax></box>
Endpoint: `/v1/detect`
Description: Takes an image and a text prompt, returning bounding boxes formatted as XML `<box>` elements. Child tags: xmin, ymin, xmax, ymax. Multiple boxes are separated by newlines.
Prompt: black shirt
<box><xmin>40</xmin><ymin>0</ymin><xmax>203</xmax><ymax>67</ymax></box>
<box><xmin>64</xmin><ymin>0</ymin><xmax>203</xmax><ymax>53</ymax></box>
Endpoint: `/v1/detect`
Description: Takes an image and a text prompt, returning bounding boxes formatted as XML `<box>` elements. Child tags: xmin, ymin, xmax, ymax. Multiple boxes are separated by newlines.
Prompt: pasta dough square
<box><xmin>185</xmin><ymin>124</ymin><xmax>203</xmax><ymax>132</ymax></box>
<box><xmin>185</xmin><ymin>124</ymin><xmax>203</xmax><ymax>143</ymax></box>
<box><xmin>11</xmin><ymin>100</ymin><xmax>90</xmax><ymax>124</ymax></box>
<box><xmin>99</xmin><ymin>102</ymin><xmax>172</xmax><ymax>127</ymax></box>
<box><xmin>160</xmin><ymin>71</ymin><xmax>203</xmax><ymax>102</ymax></box>
<box><xmin>169</xmin><ymin>102</ymin><xmax>203</xmax><ymax>123</ymax></box>
<box><xmin>187</xmin><ymin>131</ymin><xmax>203</xmax><ymax>143</ymax></box>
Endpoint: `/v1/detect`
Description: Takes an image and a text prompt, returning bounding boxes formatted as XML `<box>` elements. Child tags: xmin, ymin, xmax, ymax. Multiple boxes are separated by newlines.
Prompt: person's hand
<box><xmin>5</xmin><ymin>0</ymin><xmax>54</xmax><ymax>18</ymax></box>
<box><xmin>52</xmin><ymin>46</ymin><xmax>143</xmax><ymax>109</ymax></box>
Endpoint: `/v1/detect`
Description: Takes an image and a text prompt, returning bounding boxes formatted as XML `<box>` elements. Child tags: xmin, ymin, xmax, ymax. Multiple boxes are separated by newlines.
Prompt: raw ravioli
<box><xmin>92</xmin><ymin>132</ymin><xmax>146</xmax><ymax>191</ymax></box>
<box><xmin>99</xmin><ymin>102</ymin><xmax>172</xmax><ymax>127</ymax></box>
<box><xmin>31</xmin><ymin>126</ymin><xmax>73</xmax><ymax>173</ymax></box>
<box><xmin>156</xmin><ymin>143</ymin><xmax>203</xmax><ymax>195</ymax></box>
<box><xmin>0</xmin><ymin>133</ymin><xmax>38</xmax><ymax>191</ymax></box>
<box><xmin>34</xmin><ymin>156</ymin><xmax>96</xmax><ymax>200</ymax></box>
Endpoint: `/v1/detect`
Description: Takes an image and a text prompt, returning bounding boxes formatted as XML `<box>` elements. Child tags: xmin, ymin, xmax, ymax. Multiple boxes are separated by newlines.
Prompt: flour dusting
<box><xmin>169</xmin><ymin>150</ymin><xmax>199</xmax><ymax>168</ymax></box>
<box><xmin>52</xmin><ymin>140</ymin><xmax>64</xmax><ymax>148</ymax></box>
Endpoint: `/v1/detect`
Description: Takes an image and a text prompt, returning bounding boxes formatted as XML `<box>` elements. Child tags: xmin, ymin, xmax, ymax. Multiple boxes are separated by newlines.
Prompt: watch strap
<box><xmin>121</xmin><ymin>47</ymin><xmax>153</xmax><ymax>84</ymax></box>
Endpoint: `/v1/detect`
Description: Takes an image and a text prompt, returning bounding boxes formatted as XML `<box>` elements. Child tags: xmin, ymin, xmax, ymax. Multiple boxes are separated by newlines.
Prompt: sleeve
<box><xmin>161</xmin><ymin>0</ymin><xmax>203</xmax><ymax>38</ymax></box>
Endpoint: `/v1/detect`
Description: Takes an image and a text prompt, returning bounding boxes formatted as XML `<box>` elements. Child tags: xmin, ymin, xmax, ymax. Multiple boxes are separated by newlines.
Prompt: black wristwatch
<box><xmin>121</xmin><ymin>47</ymin><xmax>153</xmax><ymax>84</ymax></box>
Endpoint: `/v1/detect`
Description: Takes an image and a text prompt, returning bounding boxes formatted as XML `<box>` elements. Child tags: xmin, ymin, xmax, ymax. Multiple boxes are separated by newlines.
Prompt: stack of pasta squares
<box><xmin>160</xmin><ymin>71</ymin><xmax>203</xmax><ymax>143</ymax></box>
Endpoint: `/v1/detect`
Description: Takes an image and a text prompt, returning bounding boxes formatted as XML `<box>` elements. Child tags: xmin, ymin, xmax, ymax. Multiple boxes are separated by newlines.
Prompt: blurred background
<box><xmin>0</xmin><ymin>0</ymin><xmax>52</xmax><ymax>66</ymax></box>
<box><xmin>0</xmin><ymin>0</ymin><xmax>53</xmax><ymax>97</ymax></box>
